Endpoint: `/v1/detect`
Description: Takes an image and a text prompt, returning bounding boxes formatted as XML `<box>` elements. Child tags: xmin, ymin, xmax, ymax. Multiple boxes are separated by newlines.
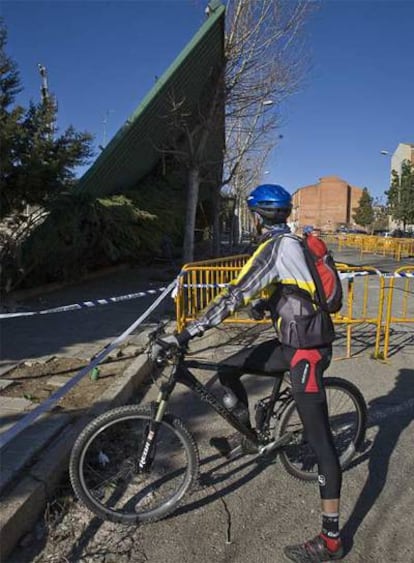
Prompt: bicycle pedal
<box><xmin>227</xmin><ymin>441</ymin><xmax>258</xmax><ymax>459</ymax></box>
<box><xmin>226</xmin><ymin>444</ymin><xmax>243</xmax><ymax>460</ymax></box>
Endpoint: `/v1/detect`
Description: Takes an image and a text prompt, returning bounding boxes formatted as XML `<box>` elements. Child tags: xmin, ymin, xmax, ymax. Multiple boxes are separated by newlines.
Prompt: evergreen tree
<box><xmin>371</xmin><ymin>201</ymin><xmax>389</xmax><ymax>232</ymax></box>
<box><xmin>386</xmin><ymin>162</ymin><xmax>414</xmax><ymax>229</ymax></box>
<box><xmin>386</xmin><ymin>169</ymin><xmax>403</xmax><ymax>224</ymax></box>
<box><xmin>353</xmin><ymin>187</ymin><xmax>374</xmax><ymax>229</ymax></box>
<box><xmin>0</xmin><ymin>19</ymin><xmax>95</xmax><ymax>292</ymax></box>
<box><xmin>0</xmin><ymin>19</ymin><xmax>24</xmax><ymax>213</ymax></box>
<box><xmin>0</xmin><ymin>19</ymin><xmax>94</xmax><ymax>219</ymax></box>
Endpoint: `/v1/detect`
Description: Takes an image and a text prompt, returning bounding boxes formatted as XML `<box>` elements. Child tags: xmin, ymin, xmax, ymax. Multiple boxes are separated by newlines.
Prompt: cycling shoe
<box><xmin>210</xmin><ymin>432</ymin><xmax>257</xmax><ymax>458</ymax></box>
<box><xmin>284</xmin><ymin>534</ymin><xmax>343</xmax><ymax>562</ymax></box>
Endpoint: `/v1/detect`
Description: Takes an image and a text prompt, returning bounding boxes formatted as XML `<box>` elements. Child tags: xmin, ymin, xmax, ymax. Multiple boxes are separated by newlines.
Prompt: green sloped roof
<box><xmin>76</xmin><ymin>4</ymin><xmax>225</xmax><ymax>196</ymax></box>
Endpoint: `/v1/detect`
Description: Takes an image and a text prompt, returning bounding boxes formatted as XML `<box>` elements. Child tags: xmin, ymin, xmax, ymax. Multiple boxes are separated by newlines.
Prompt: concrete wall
<box><xmin>391</xmin><ymin>143</ymin><xmax>414</xmax><ymax>176</ymax></box>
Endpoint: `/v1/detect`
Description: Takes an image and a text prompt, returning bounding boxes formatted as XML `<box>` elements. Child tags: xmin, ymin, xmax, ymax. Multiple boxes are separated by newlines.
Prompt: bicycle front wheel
<box><xmin>69</xmin><ymin>405</ymin><xmax>199</xmax><ymax>524</ymax></box>
<box><xmin>276</xmin><ymin>377</ymin><xmax>367</xmax><ymax>481</ymax></box>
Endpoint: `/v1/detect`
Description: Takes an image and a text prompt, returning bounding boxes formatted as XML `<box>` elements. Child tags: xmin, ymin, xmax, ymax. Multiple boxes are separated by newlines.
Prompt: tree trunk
<box><xmin>211</xmin><ymin>183</ymin><xmax>221</xmax><ymax>257</ymax></box>
<box><xmin>182</xmin><ymin>167</ymin><xmax>200</xmax><ymax>263</ymax></box>
<box><xmin>233</xmin><ymin>207</ymin><xmax>241</xmax><ymax>246</ymax></box>
<box><xmin>228</xmin><ymin>198</ymin><xmax>237</xmax><ymax>250</ymax></box>
<box><xmin>236</xmin><ymin>196</ymin><xmax>244</xmax><ymax>245</ymax></box>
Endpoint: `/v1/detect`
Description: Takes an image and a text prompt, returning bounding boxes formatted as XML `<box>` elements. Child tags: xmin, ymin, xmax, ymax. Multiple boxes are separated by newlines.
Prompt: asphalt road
<box><xmin>0</xmin><ymin>264</ymin><xmax>177</xmax><ymax>370</ymax></box>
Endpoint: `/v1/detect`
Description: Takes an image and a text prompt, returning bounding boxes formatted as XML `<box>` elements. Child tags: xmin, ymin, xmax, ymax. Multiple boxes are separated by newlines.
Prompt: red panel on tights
<box><xmin>291</xmin><ymin>349</ymin><xmax>322</xmax><ymax>393</ymax></box>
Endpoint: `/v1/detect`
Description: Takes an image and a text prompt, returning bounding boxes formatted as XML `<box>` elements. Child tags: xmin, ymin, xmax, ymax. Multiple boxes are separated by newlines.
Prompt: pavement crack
<box><xmin>206</xmin><ymin>471</ymin><xmax>234</xmax><ymax>544</ymax></box>
<box><xmin>221</xmin><ymin>496</ymin><xmax>233</xmax><ymax>544</ymax></box>
<box><xmin>211</xmin><ymin>483</ymin><xmax>232</xmax><ymax>544</ymax></box>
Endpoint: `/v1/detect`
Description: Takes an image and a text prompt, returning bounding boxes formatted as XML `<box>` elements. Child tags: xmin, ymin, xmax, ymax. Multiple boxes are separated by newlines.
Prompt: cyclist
<box><xmin>153</xmin><ymin>184</ymin><xmax>344</xmax><ymax>562</ymax></box>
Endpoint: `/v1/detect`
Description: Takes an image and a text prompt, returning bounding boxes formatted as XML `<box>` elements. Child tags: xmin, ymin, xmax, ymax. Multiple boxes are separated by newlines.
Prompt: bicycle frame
<box><xmin>138</xmin><ymin>352</ymin><xmax>293</xmax><ymax>470</ymax></box>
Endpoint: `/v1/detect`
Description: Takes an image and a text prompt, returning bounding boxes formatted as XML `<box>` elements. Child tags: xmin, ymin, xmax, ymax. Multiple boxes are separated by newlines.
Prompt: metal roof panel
<box><xmin>76</xmin><ymin>4</ymin><xmax>225</xmax><ymax>196</ymax></box>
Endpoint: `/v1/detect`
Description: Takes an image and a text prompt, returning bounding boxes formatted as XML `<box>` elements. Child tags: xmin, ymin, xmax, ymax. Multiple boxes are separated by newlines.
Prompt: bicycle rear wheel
<box><xmin>69</xmin><ymin>405</ymin><xmax>199</xmax><ymax>524</ymax></box>
<box><xmin>276</xmin><ymin>377</ymin><xmax>367</xmax><ymax>481</ymax></box>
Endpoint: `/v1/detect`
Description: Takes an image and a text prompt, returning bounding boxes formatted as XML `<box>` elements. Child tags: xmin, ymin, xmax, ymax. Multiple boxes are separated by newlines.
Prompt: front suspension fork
<box><xmin>137</xmin><ymin>390</ymin><xmax>170</xmax><ymax>472</ymax></box>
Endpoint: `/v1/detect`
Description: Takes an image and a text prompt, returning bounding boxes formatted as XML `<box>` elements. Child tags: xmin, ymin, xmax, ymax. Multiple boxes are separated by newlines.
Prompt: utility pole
<box><xmin>100</xmin><ymin>109</ymin><xmax>114</xmax><ymax>150</ymax></box>
<box><xmin>38</xmin><ymin>63</ymin><xmax>49</xmax><ymax>104</ymax></box>
<box><xmin>37</xmin><ymin>63</ymin><xmax>56</xmax><ymax>140</ymax></box>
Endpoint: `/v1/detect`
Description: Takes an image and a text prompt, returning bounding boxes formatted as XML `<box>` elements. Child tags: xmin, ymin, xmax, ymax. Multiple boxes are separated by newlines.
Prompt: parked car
<box><xmin>392</xmin><ymin>230</ymin><xmax>414</xmax><ymax>238</ymax></box>
<box><xmin>335</xmin><ymin>227</ymin><xmax>367</xmax><ymax>234</ymax></box>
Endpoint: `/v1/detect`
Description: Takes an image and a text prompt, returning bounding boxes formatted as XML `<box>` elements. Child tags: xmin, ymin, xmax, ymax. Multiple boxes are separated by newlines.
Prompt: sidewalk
<box><xmin>0</xmin><ymin>263</ymin><xmax>177</xmax><ymax>559</ymax></box>
<box><xmin>0</xmin><ymin>248</ymin><xmax>413</xmax><ymax>560</ymax></box>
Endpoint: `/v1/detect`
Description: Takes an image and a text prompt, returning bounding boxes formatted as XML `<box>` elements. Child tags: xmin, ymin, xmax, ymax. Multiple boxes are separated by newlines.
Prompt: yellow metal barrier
<box><xmin>321</xmin><ymin>234</ymin><xmax>339</xmax><ymax>246</ymax></box>
<box><xmin>175</xmin><ymin>256</ymin><xmax>386</xmax><ymax>359</ymax></box>
<box><xmin>333</xmin><ymin>265</ymin><xmax>386</xmax><ymax>359</ymax></box>
<box><xmin>337</xmin><ymin>234</ymin><xmax>414</xmax><ymax>261</ymax></box>
<box><xmin>381</xmin><ymin>266</ymin><xmax>414</xmax><ymax>359</ymax></box>
<box><xmin>175</xmin><ymin>254</ymin><xmax>250</xmax><ymax>331</ymax></box>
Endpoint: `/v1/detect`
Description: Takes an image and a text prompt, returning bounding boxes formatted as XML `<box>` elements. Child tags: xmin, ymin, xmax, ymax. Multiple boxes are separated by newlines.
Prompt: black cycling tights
<box><xmin>218</xmin><ymin>341</ymin><xmax>342</xmax><ymax>500</ymax></box>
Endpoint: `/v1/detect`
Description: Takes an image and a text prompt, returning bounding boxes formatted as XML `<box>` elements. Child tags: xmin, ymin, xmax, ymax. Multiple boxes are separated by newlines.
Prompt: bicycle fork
<box><xmin>137</xmin><ymin>387</ymin><xmax>172</xmax><ymax>472</ymax></box>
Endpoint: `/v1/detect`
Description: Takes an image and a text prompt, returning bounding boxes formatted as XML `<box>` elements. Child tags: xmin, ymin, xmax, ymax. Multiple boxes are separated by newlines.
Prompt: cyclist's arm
<box><xmin>185</xmin><ymin>238</ymin><xmax>280</xmax><ymax>338</ymax></box>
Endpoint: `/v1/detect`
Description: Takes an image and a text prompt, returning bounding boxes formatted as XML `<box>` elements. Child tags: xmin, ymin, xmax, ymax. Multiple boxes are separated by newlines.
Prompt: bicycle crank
<box><xmin>258</xmin><ymin>432</ymin><xmax>294</xmax><ymax>456</ymax></box>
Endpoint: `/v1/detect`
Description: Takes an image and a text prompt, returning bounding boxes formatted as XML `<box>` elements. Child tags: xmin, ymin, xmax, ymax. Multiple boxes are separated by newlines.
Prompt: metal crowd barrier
<box><xmin>333</xmin><ymin>264</ymin><xmax>385</xmax><ymax>359</ymax></box>
<box><xmin>175</xmin><ymin>254</ymin><xmax>250</xmax><ymax>330</ymax></box>
<box><xmin>382</xmin><ymin>266</ymin><xmax>414</xmax><ymax>359</ymax></box>
<box><xmin>175</xmin><ymin>256</ymin><xmax>390</xmax><ymax>359</ymax></box>
<box><xmin>337</xmin><ymin>234</ymin><xmax>414</xmax><ymax>261</ymax></box>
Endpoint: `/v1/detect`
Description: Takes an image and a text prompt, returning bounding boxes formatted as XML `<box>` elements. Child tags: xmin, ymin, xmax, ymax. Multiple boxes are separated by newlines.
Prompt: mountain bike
<box><xmin>69</xmin><ymin>326</ymin><xmax>367</xmax><ymax>524</ymax></box>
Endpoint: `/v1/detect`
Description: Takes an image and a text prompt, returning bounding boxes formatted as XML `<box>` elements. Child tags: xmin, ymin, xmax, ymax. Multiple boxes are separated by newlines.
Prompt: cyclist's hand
<box><xmin>249</xmin><ymin>299</ymin><xmax>267</xmax><ymax>321</ymax></box>
<box><xmin>150</xmin><ymin>330</ymin><xmax>191</xmax><ymax>362</ymax></box>
<box><xmin>150</xmin><ymin>334</ymin><xmax>179</xmax><ymax>362</ymax></box>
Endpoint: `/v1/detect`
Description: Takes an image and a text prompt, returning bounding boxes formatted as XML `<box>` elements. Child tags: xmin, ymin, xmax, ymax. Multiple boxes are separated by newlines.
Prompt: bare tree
<box><xmin>156</xmin><ymin>73</ymin><xmax>225</xmax><ymax>263</ymax></box>
<box><xmin>159</xmin><ymin>0</ymin><xmax>313</xmax><ymax>262</ymax></box>
<box><xmin>226</xmin><ymin>145</ymin><xmax>272</xmax><ymax>247</ymax></box>
<box><xmin>222</xmin><ymin>0</ymin><xmax>313</xmax><ymax>247</ymax></box>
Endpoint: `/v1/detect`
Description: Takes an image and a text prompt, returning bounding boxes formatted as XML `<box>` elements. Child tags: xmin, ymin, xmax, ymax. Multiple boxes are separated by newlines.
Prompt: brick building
<box><xmin>290</xmin><ymin>176</ymin><xmax>363</xmax><ymax>233</ymax></box>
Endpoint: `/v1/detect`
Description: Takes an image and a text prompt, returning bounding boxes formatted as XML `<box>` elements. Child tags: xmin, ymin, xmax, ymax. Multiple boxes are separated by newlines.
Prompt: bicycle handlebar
<box><xmin>147</xmin><ymin>322</ymin><xmax>168</xmax><ymax>342</ymax></box>
<box><xmin>147</xmin><ymin>322</ymin><xmax>187</xmax><ymax>367</ymax></box>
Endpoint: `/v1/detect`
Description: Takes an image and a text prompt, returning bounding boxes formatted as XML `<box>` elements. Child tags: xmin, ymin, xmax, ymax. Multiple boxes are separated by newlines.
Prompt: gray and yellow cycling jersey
<box><xmin>185</xmin><ymin>233</ymin><xmax>335</xmax><ymax>349</ymax></box>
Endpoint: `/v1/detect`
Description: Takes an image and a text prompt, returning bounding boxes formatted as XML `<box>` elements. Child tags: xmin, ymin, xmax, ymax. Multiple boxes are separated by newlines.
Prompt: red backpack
<box><xmin>301</xmin><ymin>233</ymin><xmax>343</xmax><ymax>314</ymax></box>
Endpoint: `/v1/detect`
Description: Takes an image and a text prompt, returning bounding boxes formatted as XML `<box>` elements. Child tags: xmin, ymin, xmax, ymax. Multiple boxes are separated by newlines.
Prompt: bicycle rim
<box><xmin>277</xmin><ymin>379</ymin><xmax>365</xmax><ymax>480</ymax></box>
<box><xmin>72</xmin><ymin>409</ymin><xmax>197</xmax><ymax>523</ymax></box>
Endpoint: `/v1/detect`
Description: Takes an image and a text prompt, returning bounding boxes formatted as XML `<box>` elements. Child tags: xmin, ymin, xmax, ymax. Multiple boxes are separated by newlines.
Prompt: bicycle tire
<box><xmin>69</xmin><ymin>404</ymin><xmax>199</xmax><ymax>524</ymax></box>
<box><xmin>276</xmin><ymin>377</ymin><xmax>367</xmax><ymax>482</ymax></box>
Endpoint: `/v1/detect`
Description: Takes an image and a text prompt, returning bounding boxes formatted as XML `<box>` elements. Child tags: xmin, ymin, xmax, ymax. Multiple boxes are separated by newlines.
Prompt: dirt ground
<box><xmin>0</xmin><ymin>352</ymin><xmax>138</xmax><ymax>413</ymax></box>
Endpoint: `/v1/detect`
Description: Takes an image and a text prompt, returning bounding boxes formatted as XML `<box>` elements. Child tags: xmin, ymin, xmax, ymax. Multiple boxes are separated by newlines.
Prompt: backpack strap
<box><xmin>266</xmin><ymin>233</ymin><xmax>330</xmax><ymax>312</ymax></box>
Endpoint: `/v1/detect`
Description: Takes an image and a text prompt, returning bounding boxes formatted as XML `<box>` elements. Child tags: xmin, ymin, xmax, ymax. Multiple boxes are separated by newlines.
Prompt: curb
<box><xmin>0</xmin><ymin>351</ymin><xmax>152</xmax><ymax>561</ymax></box>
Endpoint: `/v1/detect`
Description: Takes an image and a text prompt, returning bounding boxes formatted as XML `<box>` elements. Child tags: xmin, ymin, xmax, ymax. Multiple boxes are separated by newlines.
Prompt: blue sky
<box><xmin>2</xmin><ymin>0</ymin><xmax>414</xmax><ymax>201</ymax></box>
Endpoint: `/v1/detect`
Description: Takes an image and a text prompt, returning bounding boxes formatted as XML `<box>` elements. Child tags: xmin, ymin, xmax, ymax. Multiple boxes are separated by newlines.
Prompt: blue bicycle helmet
<box><xmin>246</xmin><ymin>184</ymin><xmax>292</xmax><ymax>224</ymax></box>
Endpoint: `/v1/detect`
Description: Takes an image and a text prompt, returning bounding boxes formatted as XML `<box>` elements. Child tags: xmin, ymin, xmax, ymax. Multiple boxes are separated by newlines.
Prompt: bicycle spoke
<box><xmin>277</xmin><ymin>379</ymin><xmax>365</xmax><ymax>480</ymax></box>
<box><xmin>76</xmin><ymin>413</ymin><xmax>193</xmax><ymax>519</ymax></box>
